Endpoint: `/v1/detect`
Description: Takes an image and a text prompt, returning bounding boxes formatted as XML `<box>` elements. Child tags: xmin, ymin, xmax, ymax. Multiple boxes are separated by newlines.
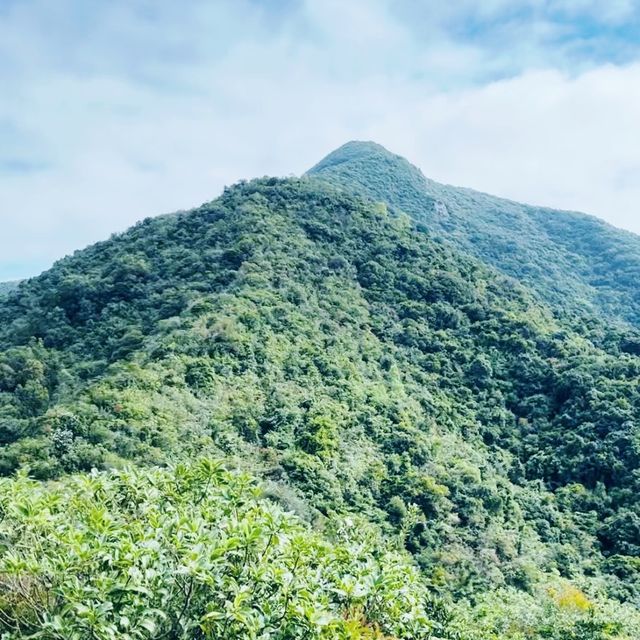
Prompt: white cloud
<box><xmin>1</xmin><ymin>0</ymin><xmax>640</xmax><ymax>279</ymax></box>
<box><xmin>380</xmin><ymin>64</ymin><xmax>640</xmax><ymax>232</ymax></box>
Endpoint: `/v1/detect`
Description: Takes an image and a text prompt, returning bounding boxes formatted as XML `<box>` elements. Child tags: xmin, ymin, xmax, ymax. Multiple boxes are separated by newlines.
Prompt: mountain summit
<box><xmin>309</xmin><ymin>140</ymin><xmax>416</xmax><ymax>175</ymax></box>
<box><xmin>309</xmin><ymin>141</ymin><xmax>640</xmax><ymax>327</ymax></box>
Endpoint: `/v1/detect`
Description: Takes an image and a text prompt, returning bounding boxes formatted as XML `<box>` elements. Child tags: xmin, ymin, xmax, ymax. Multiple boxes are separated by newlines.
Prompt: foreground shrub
<box><xmin>0</xmin><ymin>459</ymin><xmax>437</xmax><ymax>639</ymax></box>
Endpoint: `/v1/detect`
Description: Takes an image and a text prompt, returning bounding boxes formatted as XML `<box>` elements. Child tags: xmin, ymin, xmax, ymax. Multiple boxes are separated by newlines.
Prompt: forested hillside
<box><xmin>308</xmin><ymin>141</ymin><xmax>640</xmax><ymax>326</ymax></box>
<box><xmin>1</xmin><ymin>175</ymin><xmax>640</xmax><ymax>637</ymax></box>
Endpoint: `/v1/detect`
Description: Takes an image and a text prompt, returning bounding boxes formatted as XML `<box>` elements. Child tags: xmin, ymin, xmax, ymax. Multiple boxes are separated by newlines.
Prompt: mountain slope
<box><xmin>1</xmin><ymin>176</ymin><xmax>640</xmax><ymax>637</ymax></box>
<box><xmin>308</xmin><ymin>141</ymin><xmax>640</xmax><ymax>326</ymax></box>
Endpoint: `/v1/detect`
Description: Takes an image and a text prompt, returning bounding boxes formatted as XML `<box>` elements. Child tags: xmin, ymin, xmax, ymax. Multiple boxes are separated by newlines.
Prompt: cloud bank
<box><xmin>1</xmin><ymin>0</ymin><xmax>639</xmax><ymax>279</ymax></box>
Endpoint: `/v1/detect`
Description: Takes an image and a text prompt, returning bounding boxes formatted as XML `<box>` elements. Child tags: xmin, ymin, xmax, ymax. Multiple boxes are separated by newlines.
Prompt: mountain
<box><xmin>308</xmin><ymin>141</ymin><xmax>640</xmax><ymax>327</ymax></box>
<box><xmin>1</xmin><ymin>171</ymin><xmax>640</xmax><ymax>637</ymax></box>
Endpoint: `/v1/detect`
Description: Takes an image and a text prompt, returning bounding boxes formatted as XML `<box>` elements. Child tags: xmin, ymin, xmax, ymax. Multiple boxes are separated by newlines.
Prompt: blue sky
<box><xmin>1</xmin><ymin>0</ymin><xmax>640</xmax><ymax>280</ymax></box>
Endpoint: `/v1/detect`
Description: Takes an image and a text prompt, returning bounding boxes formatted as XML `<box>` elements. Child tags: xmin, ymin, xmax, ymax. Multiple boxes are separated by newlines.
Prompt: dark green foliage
<box><xmin>308</xmin><ymin>141</ymin><xmax>640</xmax><ymax>326</ymax></box>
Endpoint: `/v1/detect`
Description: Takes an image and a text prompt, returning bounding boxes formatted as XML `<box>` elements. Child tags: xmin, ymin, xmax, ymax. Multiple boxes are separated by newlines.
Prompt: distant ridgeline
<box><xmin>308</xmin><ymin>141</ymin><xmax>640</xmax><ymax>328</ymax></box>
<box><xmin>1</xmin><ymin>148</ymin><xmax>640</xmax><ymax>638</ymax></box>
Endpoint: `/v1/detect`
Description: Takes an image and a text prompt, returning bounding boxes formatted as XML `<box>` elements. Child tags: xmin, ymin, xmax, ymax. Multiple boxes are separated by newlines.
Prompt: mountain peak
<box><xmin>306</xmin><ymin>139</ymin><xmax>640</xmax><ymax>327</ymax></box>
<box><xmin>307</xmin><ymin>140</ymin><xmax>411</xmax><ymax>175</ymax></box>
<box><xmin>334</xmin><ymin>139</ymin><xmax>388</xmax><ymax>152</ymax></box>
<box><xmin>306</xmin><ymin>140</ymin><xmax>432</xmax><ymax>203</ymax></box>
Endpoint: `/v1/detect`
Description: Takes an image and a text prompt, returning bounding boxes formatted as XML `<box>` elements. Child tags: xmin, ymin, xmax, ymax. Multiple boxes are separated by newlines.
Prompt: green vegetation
<box><xmin>0</xmin><ymin>460</ymin><xmax>437</xmax><ymax>639</ymax></box>
<box><xmin>1</xmin><ymin>158</ymin><xmax>640</xmax><ymax>637</ymax></box>
<box><xmin>308</xmin><ymin>141</ymin><xmax>640</xmax><ymax>326</ymax></box>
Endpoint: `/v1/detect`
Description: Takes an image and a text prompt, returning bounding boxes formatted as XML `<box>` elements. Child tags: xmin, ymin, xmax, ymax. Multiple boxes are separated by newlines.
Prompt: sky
<box><xmin>1</xmin><ymin>0</ymin><xmax>640</xmax><ymax>281</ymax></box>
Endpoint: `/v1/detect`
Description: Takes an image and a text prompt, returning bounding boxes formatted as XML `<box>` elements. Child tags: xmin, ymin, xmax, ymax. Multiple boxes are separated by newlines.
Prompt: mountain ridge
<box><xmin>308</xmin><ymin>141</ymin><xmax>640</xmax><ymax>327</ymax></box>
<box><xmin>312</xmin><ymin>140</ymin><xmax>634</xmax><ymax>225</ymax></box>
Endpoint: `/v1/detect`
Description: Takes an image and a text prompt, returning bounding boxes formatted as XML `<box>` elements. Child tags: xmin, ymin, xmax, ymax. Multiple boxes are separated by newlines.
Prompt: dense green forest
<box><xmin>1</xmin><ymin>161</ymin><xmax>640</xmax><ymax>637</ymax></box>
<box><xmin>309</xmin><ymin>141</ymin><xmax>640</xmax><ymax>327</ymax></box>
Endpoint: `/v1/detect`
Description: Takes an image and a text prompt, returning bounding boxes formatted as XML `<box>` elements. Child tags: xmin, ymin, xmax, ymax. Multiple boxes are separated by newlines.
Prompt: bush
<box><xmin>0</xmin><ymin>459</ymin><xmax>437</xmax><ymax>639</ymax></box>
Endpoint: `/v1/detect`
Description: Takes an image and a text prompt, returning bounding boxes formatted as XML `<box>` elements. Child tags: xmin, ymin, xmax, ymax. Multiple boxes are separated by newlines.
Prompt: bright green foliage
<box><xmin>451</xmin><ymin>584</ymin><xmax>640</xmax><ymax>639</ymax></box>
<box><xmin>308</xmin><ymin>141</ymin><xmax>640</xmax><ymax>326</ymax></box>
<box><xmin>0</xmin><ymin>459</ymin><xmax>438</xmax><ymax>639</ymax></box>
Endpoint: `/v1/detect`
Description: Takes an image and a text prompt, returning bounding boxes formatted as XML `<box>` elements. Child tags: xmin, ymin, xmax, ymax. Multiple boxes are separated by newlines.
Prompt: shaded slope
<box><xmin>308</xmin><ymin>141</ymin><xmax>640</xmax><ymax>326</ymax></box>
